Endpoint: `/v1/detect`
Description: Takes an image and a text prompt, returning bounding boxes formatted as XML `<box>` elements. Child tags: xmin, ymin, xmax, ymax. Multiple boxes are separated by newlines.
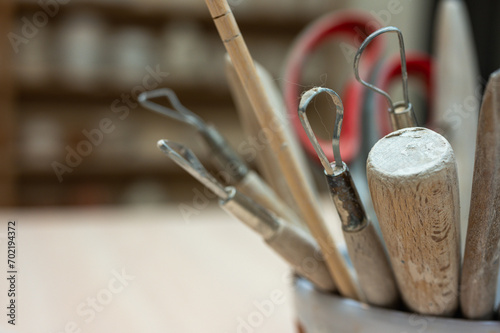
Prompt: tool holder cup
<box><xmin>293</xmin><ymin>277</ymin><xmax>500</xmax><ymax>333</ymax></box>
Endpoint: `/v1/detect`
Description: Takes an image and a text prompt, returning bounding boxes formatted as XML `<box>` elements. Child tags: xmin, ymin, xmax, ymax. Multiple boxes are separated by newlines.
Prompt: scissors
<box><xmin>283</xmin><ymin>11</ymin><xmax>433</xmax><ymax>166</ymax></box>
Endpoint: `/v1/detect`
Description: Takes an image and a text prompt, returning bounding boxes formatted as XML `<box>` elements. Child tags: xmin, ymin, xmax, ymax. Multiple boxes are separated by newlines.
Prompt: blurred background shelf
<box><xmin>6</xmin><ymin>0</ymin><xmax>497</xmax><ymax>207</ymax></box>
<box><xmin>0</xmin><ymin>1</ymin><xmax>16</xmax><ymax>206</ymax></box>
<box><xmin>16</xmin><ymin>76</ymin><xmax>232</xmax><ymax>105</ymax></box>
<box><xmin>16</xmin><ymin>0</ymin><xmax>341</xmax><ymax>29</ymax></box>
<box><xmin>7</xmin><ymin>0</ymin><xmax>343</xmax><ymax>206</ymax></box>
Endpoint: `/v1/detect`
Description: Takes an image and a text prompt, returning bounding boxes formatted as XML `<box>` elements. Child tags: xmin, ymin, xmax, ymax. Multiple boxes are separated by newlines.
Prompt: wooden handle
<box><xmin>252</xmin><ymin>59</ymin><xmax>315</xmax><ymax>197</ymax></box>
<box><xmin>343</xmin><ymin>223</ymin><xmax>399</xmax><ymax>308</ymax></box>
<box><xmin>460</xmin><ymin>70</ymin><xmax>500</xmax><ymax>320</ymax></box>
<box><xmin>204</xmin><ymin>0</ymin><xmax>359</xmax><ymax>299</ymax></box>
<box><xmin>224</xmin><ymin>56</ymin><xmax>300</xmax><ymax>218</ymax></box>
<box><xmin>325</xmin><ymin>164</ymin><xmax>399</xmax><ymax>307</ymax></box>
<box><xmin>221</xmin><ymin>190</ymin><xmax>335</xmax><ymax>292</ymax></box>
<box><xmin>266</xmin><ymin>222</ymin><xmax>336</xmax><ymax>292</ymax></box>
<box><xmin>236</xmin><ymin>170</ymin><xmax>304</xmax><ymax>229</ymax></box>
<box><xmin>367</xmin><ymin>127</ymin><xmax>460</xmax><ymax>316</ymax></box>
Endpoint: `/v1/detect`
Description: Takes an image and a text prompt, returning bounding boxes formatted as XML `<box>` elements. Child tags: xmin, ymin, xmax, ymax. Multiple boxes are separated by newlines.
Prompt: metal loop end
<box><xmin>353</xmin><ymin>26</ymin><xmax>410</xmax><ymax>114</ymax></box>
<box><xmin>298</xmin><ymin>87</ymin><xmax>344</xmax><ymax>175</ymax></box>
<box><xmin>139</xmin><ymin>89</ymin><xmax>205</xmax><ymax>129</ymax></box>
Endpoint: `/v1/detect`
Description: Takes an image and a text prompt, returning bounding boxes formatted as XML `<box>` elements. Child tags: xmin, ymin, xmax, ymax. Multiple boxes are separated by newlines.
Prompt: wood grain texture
<box><xmin>434</xmin><ymin>0</ymin><xmax>479</xmax><ymax>256</ymax></box>
<box><xmin>460</xmin><ymin>70</ymin><xmax>500</xmax><ymax>320</ymax></box>
<box><xmin>236</xmin><ymin>170</ymin><xmax>303</xmax><ymax>229</ymax></box>
<box><xmin>367</xmin><ymin>127</ymin><xmax>461</xmax><ymax>316</ymax></box>
<box><xmin>205</xmin><ymin>0</ymin><xmax>360</xmax><ymax>299</ymax></box>
<box><xmin>344</xmin><ymin>223</ymin><xmax>399</xmax><ymax>307</ymax></box>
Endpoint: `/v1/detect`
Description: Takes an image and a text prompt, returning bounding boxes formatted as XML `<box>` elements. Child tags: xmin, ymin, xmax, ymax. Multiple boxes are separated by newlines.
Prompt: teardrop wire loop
<box><xmin>157</xmin><ymin>139</ymin><xmax>228</xmax><ymax>200</ymax></box>
<box><xmin>298</xmin><ymin>87</ymin><xmax>344</xmax><ymax>176</ymax></box>
<box><xmin>139</xmin><ymin>88</ymin><xmax>205</xmax><ymax>130</ymax></box>
<box><xmin>353</xmin><ymin>26</ymin><xmax>410</xmax><ymax>114</ymax></box>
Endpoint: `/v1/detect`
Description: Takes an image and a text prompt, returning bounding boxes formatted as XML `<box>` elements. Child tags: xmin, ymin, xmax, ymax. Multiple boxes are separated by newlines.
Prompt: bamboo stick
<box><xmin>204</xmin><ymin>0</ymin><xmax>359</xmax><ymax>299</ymax></box>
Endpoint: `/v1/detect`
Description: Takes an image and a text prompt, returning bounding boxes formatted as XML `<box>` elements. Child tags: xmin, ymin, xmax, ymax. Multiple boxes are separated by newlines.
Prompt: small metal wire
<box><xmin>138</xmin><ymin>89</ymin><xmax>205</xmax><ymax>130</ymax></box>
<box><xmin>142</xmin><ymin>88</ymin><xmax>249</xmax><ymax>183</ymax></box>
<box><xmin>353</xmin><ymin>26</ymin><xmax>410</xmax><ymax>113</ymax></box>
<box><xmin>157</xmin><ymin>140</ymin><xmax>229</xmax><ymax>200</ymax></box>
<box><xmin>298</xmin><ymin>87</ymin><xmax>344</xmax><ymax>175</ymax></box>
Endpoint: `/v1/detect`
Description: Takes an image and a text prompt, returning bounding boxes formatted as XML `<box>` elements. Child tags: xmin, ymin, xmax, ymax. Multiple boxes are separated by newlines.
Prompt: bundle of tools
<box><xmin>141</xmin><ymin>0</ymin><xmax>500</xmax><ymax>321</ymax></box>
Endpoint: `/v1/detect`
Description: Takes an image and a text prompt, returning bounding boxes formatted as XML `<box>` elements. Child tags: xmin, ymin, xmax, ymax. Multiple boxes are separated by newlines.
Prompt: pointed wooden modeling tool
<box><xmin>434</xmin><ymin>0</ymin><xmax>480</xmax><ymax>254</ymax></box>
<box><xmin>461</xmin><ymin>69</ymin><xmax>500</xmax><ymax>320</ymax></box>
<box><xmin>224</xmin><ymin>55</ymin><xmax>306</xmax><ymax>222</ymax></box>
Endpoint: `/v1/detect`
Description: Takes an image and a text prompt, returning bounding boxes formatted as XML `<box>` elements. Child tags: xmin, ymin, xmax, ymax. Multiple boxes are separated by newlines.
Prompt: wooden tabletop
<box><xmin>0</xmin><ymin>204</ymin><xmax>295</xmax><ymax>332</ymax></box>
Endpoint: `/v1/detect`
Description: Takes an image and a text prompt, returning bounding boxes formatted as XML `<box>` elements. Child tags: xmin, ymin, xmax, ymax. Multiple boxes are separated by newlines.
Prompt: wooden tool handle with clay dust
<box><xmin>367</xmin><ymin>127</ymin><xmax>460</xmax><ymax>316</ymax></box>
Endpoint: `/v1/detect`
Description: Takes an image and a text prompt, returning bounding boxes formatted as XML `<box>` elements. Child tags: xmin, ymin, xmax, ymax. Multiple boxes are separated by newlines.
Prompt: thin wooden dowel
<box><xmin>204</xmin><ymin>0</ymin><xmax>360</xmax><ymax>299</ymax></box>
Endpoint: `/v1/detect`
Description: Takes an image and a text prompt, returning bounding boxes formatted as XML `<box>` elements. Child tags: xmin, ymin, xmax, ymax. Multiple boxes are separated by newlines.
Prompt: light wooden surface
<box><xmin>225</xmin><ymin>56</ymin><xmax>303</xmax><ymax>220</ymax></box>
<box><xmin>433</xmin><ymin>0</ymin><xmax>479</xmax><ymax>256</ymax></box>
<box><xmin>461</xmin><ymin>70</ymin><xmax>500</xmax><ymax>320</ymax></box>
<box><xmin>367</xmin><ymin>128</ymin><xmax>460</xmax><ymax>316</ymax></box>
<box><xmin>0</xmin><ymin>205</ymin><xmax>295</xmax><ymax>333</ymax></box>
<box><xmin>236</xmin><ymin>170</ymin><xmax>303</xmax><ymax>229</ymax></box>
<box><xmin>324</xmin><ymin>165</ymin><xmax>399</xmax><ymax>307</ymax></box>
<box><xmin>343</xmin><ymin>223</ymin><xmax>399</xmax><ymax>308</ymax></box>
<box><xmin>204</xmin><ymin>0</ymin><xmax>359</xmax><ymax>300</ymax></box>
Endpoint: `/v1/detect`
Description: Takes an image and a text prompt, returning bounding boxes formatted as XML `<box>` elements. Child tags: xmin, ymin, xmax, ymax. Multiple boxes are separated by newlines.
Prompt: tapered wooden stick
<box><xmin>367</xmin><ymin>128</ymin><xmax>460</xmax><ymax>316</ymax></box>
<box><xmin>460</xmin><ymin>69</ymin><xmax>500</xmax><ymax>320</ymax></box>
<box><xmin>433</xmin><ymin>0</ymin><xmax>479</xmax><ymax>255</ymax></box>
<box><xmin>204</xmin><ymin>0</ymin><xmax>360</xmax><ymax>299</ymax></box>
<box><xmin>224</xmin><ymin>56</ymin><xmax>302</xmax><ymax>220</ymax></box>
